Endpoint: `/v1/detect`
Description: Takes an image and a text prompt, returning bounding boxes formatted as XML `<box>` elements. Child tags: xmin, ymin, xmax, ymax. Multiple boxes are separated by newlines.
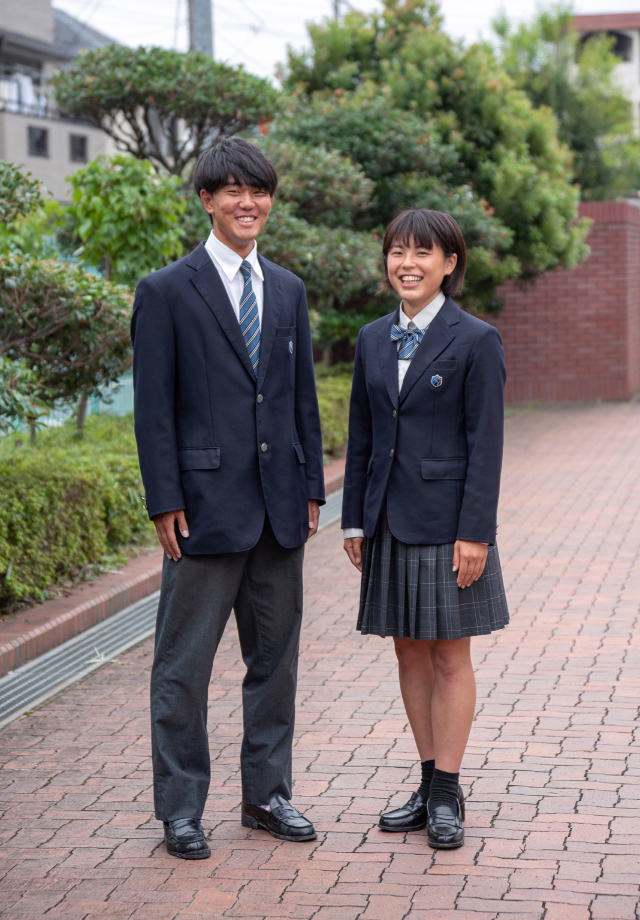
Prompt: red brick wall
<box><xmin>489</xmin><ymin>201</ymin><xmax>640</xmax><ymax>402</ymax></box>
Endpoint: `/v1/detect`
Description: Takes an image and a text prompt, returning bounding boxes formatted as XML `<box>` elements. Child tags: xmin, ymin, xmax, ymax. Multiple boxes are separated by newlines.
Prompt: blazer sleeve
<box><xmin>341</xmin><ymin>327</ymin><xmax>372</xmax><ymax>530</ymax></box>
<box><xmin>294</xmin><ymin>282</ymin><xmax>326</xmax><ymax>505</ymax></box>
<box><xmin>456</xmin><ymin>325</ymin><xmax>506</xmax><ymax>544</ymax></box>
<box><xmin>131</xmin><ymin>275</ymin><xmax>185</xmax><ymax>520</ymax></box>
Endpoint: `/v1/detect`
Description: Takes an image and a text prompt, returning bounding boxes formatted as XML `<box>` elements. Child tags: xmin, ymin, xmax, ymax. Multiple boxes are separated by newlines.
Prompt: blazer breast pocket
<box><xmin>276</xmin><ymin>326</ymin><xmax>296</xmax><ymax>357</ymax></box>
<box><xmin>427</xmin><ymin>359</ymin><xmax>458</xmax><ymax>390</ymax></box>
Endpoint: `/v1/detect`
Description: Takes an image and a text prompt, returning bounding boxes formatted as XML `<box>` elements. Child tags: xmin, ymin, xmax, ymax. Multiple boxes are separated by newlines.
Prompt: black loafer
<box><xmin>379</xmin><ymin>791</ymin><xmax>428</xmax><ymax>832</ymax></box>
<box><xmin>241</xmin><ymin>793</ymin><xmax>317</xmax><ymax>842</ymax></box>
<box><xmin>163</xmin><ymin>818</ymin><xmax>211</xmax><ymax>859</ymax></box>
<box><xmin>427</xmin><ymin>795</ymin><xmax>465</xmax><ymax>849</ymax></box>
<box><xmin>379</xmin><ymin>786</ymin><xmax>465</xmax><ymax>833</ymax></box>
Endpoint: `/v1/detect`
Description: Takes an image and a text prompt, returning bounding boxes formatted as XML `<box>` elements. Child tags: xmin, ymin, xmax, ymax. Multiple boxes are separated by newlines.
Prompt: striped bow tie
<box><xmin>391</xmin><ymin>324</ymin><xmax>424</xmax><ymax>360</ymax></box>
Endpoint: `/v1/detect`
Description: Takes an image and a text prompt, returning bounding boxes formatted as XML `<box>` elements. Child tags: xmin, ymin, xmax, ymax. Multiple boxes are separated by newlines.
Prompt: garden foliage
<box><xmin>280</xmin><ymin>0</ymin><xmax>591</xmax><ymax>323</ymax></box>
<box><xmin>0</xmin><ymin>251</ymin><xmax>132</xmax><ymax>406</ymax></box>
<box><xmin>0</xmin><ymin>416</ymin><xmax>151</xmax><ymax>611</ymax></box>
<box><xmin>0</xmin><ymin>359</ymin><xmax>43</xmax><ymax>433</ymax></box>
<box><xmin>0</xmin><ymin>162</ymin><xmax>45</xmax><ymax>225</ymax></box>
<box><xmin>53</xmin><ymin>46</ymin><xmax>279</xmax><ymax>177</ymax></box>
<box><xmin>62</xmin><ymin>155</ymin><xmax>186</xmax><ymax>285</ymax></box>
<box><xmin>493</xmin><ymin>4</ymin><xmax>640</xmax><ymax>200</ymax></box>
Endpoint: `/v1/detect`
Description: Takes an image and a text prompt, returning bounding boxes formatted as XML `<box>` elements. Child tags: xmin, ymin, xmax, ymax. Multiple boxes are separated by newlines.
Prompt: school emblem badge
<box><xmin>289</xmin><ymin>341</ymin><xmax>293</xmax><ymax>354</ymax></box>
<box><xmin>431</xmin><ymin>374</ymin><xmax>443</xmax><ymax>388</ymax></box>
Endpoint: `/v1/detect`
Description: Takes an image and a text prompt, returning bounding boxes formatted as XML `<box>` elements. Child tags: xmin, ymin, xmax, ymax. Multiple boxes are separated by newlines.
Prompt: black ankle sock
<box><xmin>429</xmin><ymin>768</ymin><xmax>459</xmax><ymax>809</ymax></box>
<box><xmin>417</xmin><ymin>759</ymin><xmax>435</xmax><ymax>801</ymax></box>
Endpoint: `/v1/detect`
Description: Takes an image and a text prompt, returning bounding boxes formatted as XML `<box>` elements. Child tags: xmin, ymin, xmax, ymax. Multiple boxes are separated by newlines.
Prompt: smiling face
<box><xmin>200</xmin><ymin>178</ymin><xmax>273</xmax><ymax>257</ymax></box>
<box><xmin>386</xmin><ymin>237</ymin><xmax>457</xmax><ymax>320</ymax></box>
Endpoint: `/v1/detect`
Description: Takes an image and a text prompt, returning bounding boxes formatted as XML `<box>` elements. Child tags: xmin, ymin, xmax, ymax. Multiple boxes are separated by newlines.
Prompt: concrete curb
<box><xmin>0</xmin><ymin>458</ymin><xmax>346</xmax><ymax>678</ymax></box>
<box><xmin>0</xmin><ymin>562</ymin><xmax>163</xmax><ymax>678</ymax></box>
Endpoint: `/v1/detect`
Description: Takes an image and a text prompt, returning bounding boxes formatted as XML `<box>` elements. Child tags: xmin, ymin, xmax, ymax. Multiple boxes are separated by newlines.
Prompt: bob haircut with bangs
<box><xmin>380</xmin><ymin>208</ymin><xmax>467</xmax><ymax>298</ymax></box>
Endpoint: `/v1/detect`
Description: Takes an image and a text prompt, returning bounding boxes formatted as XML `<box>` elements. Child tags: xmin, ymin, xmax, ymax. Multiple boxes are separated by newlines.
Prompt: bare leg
<box><xmin>428</xmin><ymin>638</ymin><xmax>476</xmax><ymax>773</ymax></box>
<box><xmin>393</xmin><ymin>636</ymin><xmax>476</xmax><ymax>772</ymax></box>
<box><xmin>393</xmin><ymin>637</ymin><xmax>435</xmax><ymax>762</ymax></box>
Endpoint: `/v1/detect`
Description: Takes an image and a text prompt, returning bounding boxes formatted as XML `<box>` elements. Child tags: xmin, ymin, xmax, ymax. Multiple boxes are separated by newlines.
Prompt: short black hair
<box><xmin>193</xmin><ymin>137</ymin><xmax>278</xmax><ymax>197</ymax></box>
<box><xmin>380</xmin><ymin>208</ymin><xmax>467</xmax><ymax>297</ymax></box>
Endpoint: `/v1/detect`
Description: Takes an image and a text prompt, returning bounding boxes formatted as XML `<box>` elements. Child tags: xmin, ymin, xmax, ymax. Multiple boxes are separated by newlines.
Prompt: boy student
<box><xmin>132</xmin><ymin>138</ymin><xmax>324</xmax><ymax>859</ymax></box>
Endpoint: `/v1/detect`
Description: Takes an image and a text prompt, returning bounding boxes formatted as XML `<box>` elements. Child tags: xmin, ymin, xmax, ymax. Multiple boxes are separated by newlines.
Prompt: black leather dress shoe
<box><xmin>163</xmin><ymin>818</ymin><xmax>211</xmax><ymax>859</ymax></box>
<box><xmin>379</xmin><ymin>786</ymin><xmax>465</xmax><ymax>833</ymax></box>
<box><xmin>241</xmin><ymin>793</ymin><xmax>317</xmax><ymax>842</ymax></box>
<box><xmin>426</xmin><ymin>795</ymin><xmax>465</xmax><ymax>849</ymax></box>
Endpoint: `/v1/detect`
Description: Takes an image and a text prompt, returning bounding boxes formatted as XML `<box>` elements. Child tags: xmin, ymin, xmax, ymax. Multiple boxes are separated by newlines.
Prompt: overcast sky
<box><xmin>53</xmin><ymin>0</ymin><xmax>638</xmax><ymax>81</ymax></box>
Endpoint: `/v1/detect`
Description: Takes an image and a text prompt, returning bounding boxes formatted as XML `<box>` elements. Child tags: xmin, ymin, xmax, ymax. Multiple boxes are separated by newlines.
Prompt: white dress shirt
<box><xmin>343</xmin><ymin>292</ymin><xmax>446</xmax><ymax>540</ymax></box>
<box><xmin>204</xmin><ymin>230</ymin><xmax>264</xmax><ymax>323</ymax></box>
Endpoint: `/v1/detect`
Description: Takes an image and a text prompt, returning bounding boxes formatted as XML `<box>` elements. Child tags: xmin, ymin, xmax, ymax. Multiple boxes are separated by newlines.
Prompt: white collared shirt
<box><xmin>343</xmin><ymin>291</ymin><xmax>446</xmax><ymax>540</ymax></box>
<box><xmin>397</xmin><ymin>291</ymin><xmax>445</xmax><ymax>391</ymax></box>
<box><xmin>204</xmin><ymin>230</ymin><xmax>264</xmax><ymax>324</ymax></box>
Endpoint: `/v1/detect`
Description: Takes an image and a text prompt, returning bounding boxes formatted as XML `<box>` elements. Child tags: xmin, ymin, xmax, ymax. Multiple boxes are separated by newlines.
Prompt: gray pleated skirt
<box><xmin>357</xmin><ymin>507</ymin><xmax>509</xmax><ymax>641</ymax></box>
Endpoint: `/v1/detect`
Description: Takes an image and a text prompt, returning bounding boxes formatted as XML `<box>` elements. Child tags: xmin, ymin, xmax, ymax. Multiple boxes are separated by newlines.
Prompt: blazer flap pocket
<box><xmin>178</xmin><ymin>448</ymin><xmax>220</xmax><ymax>471</ymax></box>
<box><xmin>276</xmin><ymin>325</ymin><xmax>297</xmax><ymax>337</ymax></box>
<box><xmin>293</xmin><ymin>443</ymin><xmax>306</xmax><ymax>464</ymax></box>
<box><xmin>421</xmin><ymin>458</ymin><xmax>468</xmax><ymax>480</ymax></box>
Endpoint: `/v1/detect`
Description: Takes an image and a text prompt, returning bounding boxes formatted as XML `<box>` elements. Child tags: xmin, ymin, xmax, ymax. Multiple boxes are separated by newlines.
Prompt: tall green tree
<box><xmin>493</xmin><ymin>4</ymin><xmax>639</xmax><ymax>199</ymax></box>
<box><xmin>53</xmin><ymin>46</ymin><xmax>279</xmax><ymax>178</ymax></box>
<box><xmin>0</xmin><ymin>161</ymin><xmax>133</xmax><ymax>436</ymax></box>
<box><xmin>282</xmin><ymin>0</ymin><xmax>590</xmax><ymax>316</ymax></box>
<box><xmin>62</xmin><ymin>155</ymin><xmax>186</xmax><ymax>285</ymax></box>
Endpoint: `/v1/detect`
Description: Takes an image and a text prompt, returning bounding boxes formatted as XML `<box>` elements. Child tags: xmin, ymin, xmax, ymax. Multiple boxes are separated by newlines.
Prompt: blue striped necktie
<box><xmin>239</xmin><ymin>259</ymin><xmax>261</xmax><ymax>376</ymax></box>
<box><xmin>391</xmin><ymin>323</ymin><xmax>424</xmax><ymax>360</ymax></box>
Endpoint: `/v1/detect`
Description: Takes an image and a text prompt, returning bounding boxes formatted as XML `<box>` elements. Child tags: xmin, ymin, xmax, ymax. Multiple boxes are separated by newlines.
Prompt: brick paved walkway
<box><xmin>1</xmin><ymin>403</ymin><xmax>640</xmax><ymax>919</ymax></box>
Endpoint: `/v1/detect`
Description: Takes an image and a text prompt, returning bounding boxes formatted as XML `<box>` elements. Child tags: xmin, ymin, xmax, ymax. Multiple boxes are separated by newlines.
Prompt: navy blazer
<box><xmin>131</xmin><ymin>242</ymin><xmax>325</xmax><ymax>554</ymax></box>
<box><xmin>341</xmin><ymin>297</ymin><xmax>506</xmax><ymax>545</ymax></box>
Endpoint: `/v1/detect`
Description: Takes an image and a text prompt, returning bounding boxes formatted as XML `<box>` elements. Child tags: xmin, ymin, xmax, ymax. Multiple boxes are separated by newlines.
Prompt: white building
<box><xmin>574</xmin><ymin>13</ymin><xmax>640</xmax><ymax>129</ymax></box>
<box><xmin>0</xmin><ymin>0</ymin><xmax>116</xmax><ymax>199</ymax></box>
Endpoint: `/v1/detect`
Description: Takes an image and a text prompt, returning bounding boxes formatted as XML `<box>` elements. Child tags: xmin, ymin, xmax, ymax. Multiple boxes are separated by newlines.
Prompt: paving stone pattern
<box><xmin>1</xmin><ymin>403</ymin><xmax>640</xmax><ymax>919</ymax></box>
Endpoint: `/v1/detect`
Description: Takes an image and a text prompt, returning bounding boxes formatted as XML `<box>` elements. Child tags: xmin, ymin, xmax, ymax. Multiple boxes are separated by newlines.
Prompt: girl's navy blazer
<box><xmin>131</xmin><ymin>242</ymin><xmax>325</xmax><ymax>555</ymax></box>
<box><xmin>341</xmin><ymin>297</ymin><xmax>506</xmax><ymax>546</ymax></box>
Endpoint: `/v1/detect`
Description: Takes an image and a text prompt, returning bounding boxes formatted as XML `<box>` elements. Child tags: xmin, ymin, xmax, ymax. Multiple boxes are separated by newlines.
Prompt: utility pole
<box><xmin>188</xmin><ymin>0</ymin><xmax>214</xmax><ymax>57</ymax></box>
<box><xmin>333</xmin><ymin>0</ymin><xmax>340</xmax><ymax>20</ymax></box>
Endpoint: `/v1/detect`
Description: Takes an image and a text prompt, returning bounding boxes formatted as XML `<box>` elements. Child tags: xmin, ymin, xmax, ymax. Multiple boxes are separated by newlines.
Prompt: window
<box><xmin>70</xmin><ymin>134</ymin><xmax>88</xmax><ymax>163</ymax></box>
<box><xmin>28</xmin><ymin>125</ymin><xmax>48</xmax><ymax>157</ymax></box>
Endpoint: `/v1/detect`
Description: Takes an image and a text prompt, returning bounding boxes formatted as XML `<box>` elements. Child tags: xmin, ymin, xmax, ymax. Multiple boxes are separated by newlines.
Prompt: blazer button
<box><xmin>257</xmin><ymin>394</ymin><xmax>264</xmax><ymax>403</ymax></box>
<box><xmin>389</xmin><ymin>448</ymin><xmax>394</xmax><ymax>457</ymax></box>
<box><xmin>261</xmin><ymin>443</ymin><xmax>268</xmax><ymax>452</ymax></box>
<box><xmin>392</xmin><ymin>410</ymin><xmax>397</xmax><ymax>418</ymax></box>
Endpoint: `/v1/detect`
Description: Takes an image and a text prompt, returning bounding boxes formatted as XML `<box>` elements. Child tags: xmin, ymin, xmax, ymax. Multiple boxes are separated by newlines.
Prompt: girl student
<box><xmin>341</xmin><ymin>208</ymin><xmax>509</xmax><ymax>849</ymax></box>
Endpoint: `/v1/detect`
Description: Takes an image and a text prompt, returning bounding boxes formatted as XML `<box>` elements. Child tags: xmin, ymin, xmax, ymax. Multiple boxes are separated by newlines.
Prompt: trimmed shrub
<box><xmin>0</xmin><ymin>367</ymin><xmax>356</xmax><ymax>610</ymax></box>
<box><xmin>316</xmin><ymin>366</ymin><xmax>353</xmax><ymax>457</ymax></box>
<box><xmin>0</xmin><ymin>415</ymin><xmax>151</xmax><ymax>610</ymax></box>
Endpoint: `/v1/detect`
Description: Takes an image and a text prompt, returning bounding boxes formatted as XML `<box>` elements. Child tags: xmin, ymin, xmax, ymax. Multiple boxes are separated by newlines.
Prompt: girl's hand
<box><xmin>344</xmin><ymin>537</ymin><xmax>364</xmax><ymax>572</ymax></box>
<box><xmin>453</xmin><ymin>540</ymin><xmax>488</xmax><ymax>588</ymax></box>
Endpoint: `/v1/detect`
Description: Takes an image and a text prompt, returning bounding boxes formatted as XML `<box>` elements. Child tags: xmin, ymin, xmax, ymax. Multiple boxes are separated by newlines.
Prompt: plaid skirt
<box><xmin>357</xmin><ymin>507</ymin><xmax>509</xmax><ymax>641</ymax></box>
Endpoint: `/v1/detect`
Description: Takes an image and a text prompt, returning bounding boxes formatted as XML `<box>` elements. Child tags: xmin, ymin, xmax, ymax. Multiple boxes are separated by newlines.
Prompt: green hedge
<box><xmin>0</xmin><ymin>370</ymin><xmax>354</xmax><ymax>611</ymax></box>
<box><xmin>0</xmin><ymin>415</ymin><xmax>151</xmax><ymax>610</ymax></box>
<box><xmin>315</xmin><ymin>368</ymin><xmax>352</xmax><ymax>457</ymax></box>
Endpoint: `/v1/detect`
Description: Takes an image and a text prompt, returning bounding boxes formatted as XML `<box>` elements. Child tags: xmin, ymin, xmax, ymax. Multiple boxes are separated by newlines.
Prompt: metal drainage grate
<box><xmin>0</xmin><ymin>489</ymin><xmax>343</xmax><ymax>730</ymax></box>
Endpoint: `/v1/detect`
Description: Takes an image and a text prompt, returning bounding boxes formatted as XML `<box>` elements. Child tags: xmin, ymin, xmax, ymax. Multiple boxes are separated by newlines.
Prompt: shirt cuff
<box><xmin>343</xmin><ymin>528</ymin><xmax>365</xmax><ymax>539</ymax></box>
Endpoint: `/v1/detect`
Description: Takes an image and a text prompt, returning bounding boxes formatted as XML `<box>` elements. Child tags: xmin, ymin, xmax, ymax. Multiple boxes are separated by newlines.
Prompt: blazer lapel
<box><xmin>188</xmin><ymin>242</ymin><xmax>256</xmax><ymax>382</ymax></box>
<box><xmin>399</xmin><ymin>297</ymin><xmax>459</xmax><ymax>405</ymax></box>
<box><xmin>256</xmin><ymin>256</ymin><xmax>283</xmax><ymax>390</ymax></box>
<box><xmin>379</xmin><ymin>309</ymin><xmax>400</xmax><ymax>409</ymax></box>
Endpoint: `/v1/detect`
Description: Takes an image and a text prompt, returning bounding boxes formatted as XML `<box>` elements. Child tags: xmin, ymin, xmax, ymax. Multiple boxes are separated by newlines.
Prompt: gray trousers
<box><xmin>150</xmin><ymin>517</ymin><xmax>305</xmax><ymax>822</ymax></box>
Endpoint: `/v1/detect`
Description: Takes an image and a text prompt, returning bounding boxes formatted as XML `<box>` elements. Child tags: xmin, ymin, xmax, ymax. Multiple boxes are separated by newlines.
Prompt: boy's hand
<box><xmin>154</xmin><ymin>510</ymin><xmax>189</xmax><ymax>561</ymax></box>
